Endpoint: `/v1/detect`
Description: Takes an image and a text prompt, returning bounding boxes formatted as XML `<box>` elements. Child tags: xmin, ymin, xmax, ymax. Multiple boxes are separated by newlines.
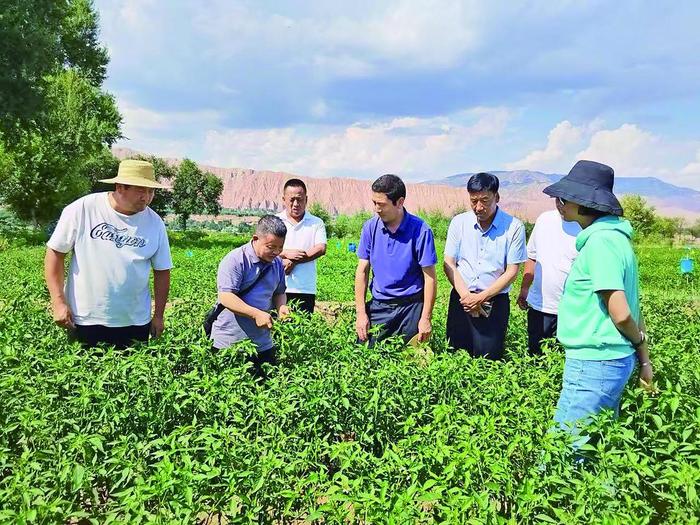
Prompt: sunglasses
<box><xmin>556</xmin><ymin>197</ymin><xmax>567</xmax><ymax>207</ymax></box>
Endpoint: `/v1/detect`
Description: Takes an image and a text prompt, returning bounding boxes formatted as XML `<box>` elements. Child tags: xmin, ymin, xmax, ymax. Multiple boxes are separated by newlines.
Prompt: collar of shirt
<box><xmin>281</xmin><ymin>211</ymin><xmax>307</xmax><ymax>229</ymax></box>
<box><xmin>473</xmin><ymin>207</ymin><xmax>504</xmax><ymax>235</ymax></box>
<box><xmin>243</xmin><ymin>240</ymin><xmax>262</xmax><ymax>264</ymax></box>
<box><xmin>381</xmin><ymin>208</ymin><xmax>411</xmax><ymax>235</ymax></box>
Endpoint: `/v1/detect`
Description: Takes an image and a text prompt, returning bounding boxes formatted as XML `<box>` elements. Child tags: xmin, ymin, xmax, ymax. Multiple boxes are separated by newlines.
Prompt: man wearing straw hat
<box><xmin>45</xmin><ymin>159</ymin><xmax>173</xmax><ymax>349</ymax></box>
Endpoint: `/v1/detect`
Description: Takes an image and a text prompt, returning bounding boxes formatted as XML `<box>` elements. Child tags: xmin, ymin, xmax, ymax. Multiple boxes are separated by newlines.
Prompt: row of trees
<box><xmin>620</xmin><ymin>195</ymin><xmax>699</xmax><ymax>241</ymax></box>
<box><xmin>87</xmin><ymin>152</ymin><xmax>223</xmax><ymax>229</ymax></box>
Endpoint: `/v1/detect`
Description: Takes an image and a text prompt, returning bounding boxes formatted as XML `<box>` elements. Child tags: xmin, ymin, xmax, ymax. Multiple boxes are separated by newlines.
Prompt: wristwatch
<box><xmin>632</xmin><ymin>330</ymin><xmax>646</xmax><ymax>349</ymax></box>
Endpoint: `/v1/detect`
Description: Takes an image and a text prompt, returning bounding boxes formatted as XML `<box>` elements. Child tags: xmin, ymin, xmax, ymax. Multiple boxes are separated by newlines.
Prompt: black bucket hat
<box><xmin>543</xmin><ymin>160</ymin><xmax>623</xmax><ymax>216</ymax></box>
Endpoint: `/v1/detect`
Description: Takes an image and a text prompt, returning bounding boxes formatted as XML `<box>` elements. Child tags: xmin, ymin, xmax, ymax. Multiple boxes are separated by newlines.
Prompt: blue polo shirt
<box><xmin>358</xmin><ymin>210</ymin><xmax>437</xmax><ymax>300</ymax></box>
<box><xmin>212</xmin><ymin>241</ymin><xmax>286</xmax><ymax>351</ymax></box>
<box><xmin>444</xmin><ymin>208</ymin><xmax>527</xmax><ymax>294</ymax></box>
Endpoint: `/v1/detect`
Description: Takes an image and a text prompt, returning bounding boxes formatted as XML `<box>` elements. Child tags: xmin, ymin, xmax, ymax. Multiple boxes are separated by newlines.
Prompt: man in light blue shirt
<box><xmin>443</xmin><ymin>172</ymin><xmax>527</xmax><ymax>360</ymax></box>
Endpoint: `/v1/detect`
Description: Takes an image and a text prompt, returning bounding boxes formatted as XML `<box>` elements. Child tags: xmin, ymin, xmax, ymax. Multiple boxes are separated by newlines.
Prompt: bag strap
<box><xmin>211</xmin><ymin>262</ymin><xmax>275</xmax><ymax>322</ymax></box>
<box><xmin>239</xmin><ymin>262</ymin><xmax>274</xmax><ymax>297</ymax></box>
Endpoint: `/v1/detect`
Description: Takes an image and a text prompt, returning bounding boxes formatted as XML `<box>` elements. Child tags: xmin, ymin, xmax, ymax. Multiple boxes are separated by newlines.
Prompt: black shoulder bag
<box><xmin>203</xmin><ymin>264</ymin><xmax>273</xmax><ymax>337</ymax></box>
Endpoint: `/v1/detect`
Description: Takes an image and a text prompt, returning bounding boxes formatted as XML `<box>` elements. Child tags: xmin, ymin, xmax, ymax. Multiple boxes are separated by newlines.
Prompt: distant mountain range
<box><xmin>113</xmin><ymin>148</ymin><xmax>699</xmax><ymax>221</ymax></box>
<box><xmin>426</xmin><ymin>170</ymin><xmax>700</xmax><ymax>220</ymax></box>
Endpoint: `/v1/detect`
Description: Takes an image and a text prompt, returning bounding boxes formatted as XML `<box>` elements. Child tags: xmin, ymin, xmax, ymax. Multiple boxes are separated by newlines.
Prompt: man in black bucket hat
<box><xmin>544</xmin><ymin>160</ymin><xmax>653</xmax><ymax>452</ymax></box>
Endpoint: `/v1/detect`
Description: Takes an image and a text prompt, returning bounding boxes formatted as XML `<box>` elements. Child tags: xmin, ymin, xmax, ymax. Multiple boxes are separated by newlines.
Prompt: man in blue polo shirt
<box><xmin>443</xmin><ymin>172</ymin><xmax>527</xmax><ymax>360</ymax></box>
<box><xmin>355</xmin><ymin>174</ymin><xmax>438</xmax><ymax>346</ymax></box>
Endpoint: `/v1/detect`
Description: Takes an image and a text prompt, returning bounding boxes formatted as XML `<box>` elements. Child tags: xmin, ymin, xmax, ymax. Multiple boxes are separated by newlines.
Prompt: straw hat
<box><xmin>99</xmin><ymin>159</ymin><xmax>166</xmax><ymax>189</ymax></box>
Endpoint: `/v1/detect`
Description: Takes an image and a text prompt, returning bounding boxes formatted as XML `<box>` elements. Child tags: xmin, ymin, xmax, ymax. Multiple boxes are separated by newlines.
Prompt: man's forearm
<box><xmin>153</xmin><ymin>269</ymin><xmax>170</xmax><ymax>318</ymax></box>
<box><xmin>443</xmin><ymin>257</ymin><xmax>470</xmax><ymax>297</ymax></box>
<box><xmin>44</xmin><ymin>249</ymin><xmax>67</xmax><ymax>303</ymax></box>
<box><xmin>421</xmin><ymin>267</ymin><xmax>437</xmax><ymax>320</ymax></box>
<box><xmin>482</xmin><ymin>264</ymin><xmax>520</xmax><ymax>300</ymax></box>
<box><xmin>354</xmin><ymin>266</ymin><xmax>370</xmax><ymax>315</ymax></box>
<box><xmin>272</xmin><ymin>293</ymin><xmax>287</xmax><ymax>310</ymax></box>
<box><xmin>219</xmin><ymin>291</ymin><xmax>263</xmax><ymax>320</ymax></box>
<box><xmin>520</xmin><ymin>259</ymin><xmax>536</xmax><ymax>293</ymax></box>
<box><xmin>299</xmin><ymin>244</ymin><xmax>326</xmax><ymax>263</ymax></box>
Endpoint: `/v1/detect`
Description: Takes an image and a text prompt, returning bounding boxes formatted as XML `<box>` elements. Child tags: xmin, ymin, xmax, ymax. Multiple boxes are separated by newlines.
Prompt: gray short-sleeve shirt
<box><xmin>211</xmin><ymin>241</ymin><xmax>286</xmax><ymax>351</ymax></box>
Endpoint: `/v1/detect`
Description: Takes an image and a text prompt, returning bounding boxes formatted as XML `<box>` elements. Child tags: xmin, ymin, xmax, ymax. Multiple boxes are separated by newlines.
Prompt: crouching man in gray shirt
<box><xmin>211</xmin><ymin>215</ymin><xmax>290</xmax><ymax>379</ymax></box>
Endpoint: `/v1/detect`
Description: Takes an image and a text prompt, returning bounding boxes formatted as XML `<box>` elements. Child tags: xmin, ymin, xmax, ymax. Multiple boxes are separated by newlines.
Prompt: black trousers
<box><xmin>286</xmin><ymin>293</ymin><xmax>316</xmax><ymax>314</ymax></box>
<box><xmin>527</xmin><ymin>308</ymin><xmax>558</xmax><ymax>355</ymax></box>
<box><xmin>72</xmin><ymin>323</ymin><xmax>150</xmax><ymax>350</ymax></box>
<box><xmin>446</xmin><ymin>290</ymin><xmax>510</xmax><ymax>360</ymax></box>
<box><xmin>365</xmin><ymin>296</ymin><xmax>424</xmax><ymax>347</ymax></box>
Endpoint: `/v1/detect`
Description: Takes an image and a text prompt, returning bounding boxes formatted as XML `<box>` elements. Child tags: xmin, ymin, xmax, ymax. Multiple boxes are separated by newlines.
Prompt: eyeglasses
<box><xmin>556</xmin><ymin>197</ymin><xmax>567</xmax><ymax>207</ymax></box>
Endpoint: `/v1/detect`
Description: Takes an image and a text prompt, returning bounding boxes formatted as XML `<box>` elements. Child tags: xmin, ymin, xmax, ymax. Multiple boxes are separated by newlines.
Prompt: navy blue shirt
<box><xmin>358</xmin><ymin>210</ymin><xmax>437</xmax><ymax>300</ymax></box>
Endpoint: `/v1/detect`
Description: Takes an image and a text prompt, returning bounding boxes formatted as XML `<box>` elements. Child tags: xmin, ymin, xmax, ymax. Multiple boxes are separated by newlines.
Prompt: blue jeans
<box><xmin>554</xmin><ymin>353</ymin><xmax>636</xmax><ymax>441</ymax></box>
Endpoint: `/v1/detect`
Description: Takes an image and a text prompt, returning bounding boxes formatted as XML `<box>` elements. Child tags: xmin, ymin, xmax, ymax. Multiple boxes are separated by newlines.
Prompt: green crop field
<box><xmin>0</xmin><ymin>232</ymin><xmax>699</xmax><ymax>524</ymax></box>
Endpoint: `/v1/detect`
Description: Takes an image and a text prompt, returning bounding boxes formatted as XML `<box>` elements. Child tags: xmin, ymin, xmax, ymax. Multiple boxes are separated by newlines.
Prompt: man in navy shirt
<box><xmin>354</xmin><ymin>174</ymin><xmax>438</xmax><ymax>346</ymax></box>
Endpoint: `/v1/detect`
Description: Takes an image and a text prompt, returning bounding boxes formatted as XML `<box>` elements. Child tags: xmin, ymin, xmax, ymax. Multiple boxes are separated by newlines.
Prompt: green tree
<box><xmin>78</xmin><ymin>151</ymin><xmax>175</xmax><ymax>219</ymax></box>
<box><xmin>652</xmin><ymin>216</ymin><xmax>683</xmax><ymax>241</ymax></box>
<box><xmin>308</xmin><ymin>202</ymin><xmax>332</xmax><ymax>224</ymax></box>
<box><xmin>172</xmin><ymin>159</ymin><xmax>224</xmax><ymax>230</ymax></box>
<box><xmin>689</xmin><ymin>218</ymin><xmax>700</xmax><ymax>239</ymax></box>
<box><xmin>129</xmin><ymin>155</ymin><xmax>176</xmax><ymax>218</ymax></box>
<box><xmin>0</xmin><ymin>0</ymin><xmax>108</xmax><ymax>136</ymax></box>
<box><xmin>620</xmin><ymin>194</ymin><xmax>657</xmax><ymax>237</ymax></box>
<box><xmin>0</xmin><ymin>70</ymin><xmax>121</xmax><ymax>225</ymax></box>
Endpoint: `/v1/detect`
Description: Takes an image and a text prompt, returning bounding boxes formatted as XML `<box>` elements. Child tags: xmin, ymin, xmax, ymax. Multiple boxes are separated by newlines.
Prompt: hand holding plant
<box><xmin>356</xmin><ymin>312</ymin><xmax>370</xmax><ymax>342</ymax></box>
<box><xmin>150</xmin><ymin>315</ymin><xmax>165</xmax><ymax>338</ymax></box>
<box><xmin>278</xmin><ymin>304</ymin><xmax>291</xmax><ymax>321</ymax></box>
<box><xmin>417</xmin><ymin>317</ymin><xmax>432</xmax><ymax>342</ymax></box>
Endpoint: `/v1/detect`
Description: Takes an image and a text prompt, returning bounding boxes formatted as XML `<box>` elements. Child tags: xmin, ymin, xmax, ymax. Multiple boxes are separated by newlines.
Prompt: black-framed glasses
<box><xmin>556</xmin><ymin>197</ymin><xmax>567</xmax><ymax>207</ymax></box>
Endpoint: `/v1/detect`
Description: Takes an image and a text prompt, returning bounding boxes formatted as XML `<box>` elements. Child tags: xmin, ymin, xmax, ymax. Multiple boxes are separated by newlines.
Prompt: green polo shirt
<box><xmin>557</xmin><ymin>216</ymin><xmax>640</xmax><ymax>361</ymax></box>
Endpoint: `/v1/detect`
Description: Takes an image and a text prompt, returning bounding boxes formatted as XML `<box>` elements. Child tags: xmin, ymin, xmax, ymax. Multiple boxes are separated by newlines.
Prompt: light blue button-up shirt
<box><xmin>444</xmin><ymin>208</ymin><xmax>527</xmax><ymax>294</ymax></box>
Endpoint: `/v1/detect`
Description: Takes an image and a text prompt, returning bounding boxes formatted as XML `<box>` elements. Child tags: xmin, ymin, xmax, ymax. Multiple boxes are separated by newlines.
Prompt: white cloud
<box><xmin>680</xmin><ymin>150</ymin><xmax>700</xmax><ymax>176</ymax></box>
<box><xmin>114</xmin><ymin>99</ymin><xmax>222</xmax><ymax>159</ymax></box>
<box><xmin>203</xmin><ymin>107</ymin><xmax>510</xmax><ymax>179</ymax></box>
<box><xmin>575</xmin><ymin>124</ymin><xmax>659</xmax><ymax>177</ymax></box>
<box><xmin>188</xmin><ymin>0</ymin><xmax>481</xmax><ymax>72</ymax></box>
<box><xmin>508</xmin><ymin>120</ymin><xmax>700</xmax><ymax>188</ymax></box>
<box><xmin>679</xmin><ymin>150</ymin><xmax>700</xmax><ymax>188</ymax></box>
<box><xmin>326</xmin><ymin>0</ymin><xmax>481</xmax><ymax>68</ymax></box>
<box><xmin>506</xmin><ymin>121</ymin><xmax>584</xmax><ymax>171</ymax></box>
<box><xmin>119</xmin><ymin>101</ymin><xmax>220</xmax><ymax>137</ymax></box>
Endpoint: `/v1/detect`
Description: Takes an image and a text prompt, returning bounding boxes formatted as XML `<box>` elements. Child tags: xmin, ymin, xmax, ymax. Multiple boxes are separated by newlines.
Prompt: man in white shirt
<box><xmin>45</xmin><ymin>159</ymin><xmax>172</xmax><ymax>349</ymax></box>
<box><xmin>276</xmin><ymin>179</ymin><xmax>327</xmax><ymax>314</ymax></box>
<box><xmin>517</xmin><ymin>207</ymin><xmax>581</xmax><ymax>354</ymax></box>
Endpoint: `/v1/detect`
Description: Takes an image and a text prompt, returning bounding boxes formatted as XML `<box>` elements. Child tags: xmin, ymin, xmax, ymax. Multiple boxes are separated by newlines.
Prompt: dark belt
<box><xmin>372</xmin><ymin>290</ymin><xmax>424</xmax><ymax>306</ymax></box>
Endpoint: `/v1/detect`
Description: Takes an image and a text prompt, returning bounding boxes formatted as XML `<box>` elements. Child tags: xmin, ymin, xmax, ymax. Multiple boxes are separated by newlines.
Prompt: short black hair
<box><xmin>467</xmin><ymin>172</ymin><xmax>499</xmax><ymax>194</ymax></box>
<box><xmin>256</xmin><ymin>215</ymin><xmax>287</xmax><ymax>238</ymax></box>
<box><xmin>283</xmin><ymin>178</ymin><xmax>307</xmax><ymax>194</ymax></box>
<box><xmin>371</xmin><ymin>174</ymin><xmax>406</xmax><ymax>205</ymax></box>
<box><xmin>578</xmin><ymin>205</ymin><xmax>607</xmax><ymax>219</ymax></box>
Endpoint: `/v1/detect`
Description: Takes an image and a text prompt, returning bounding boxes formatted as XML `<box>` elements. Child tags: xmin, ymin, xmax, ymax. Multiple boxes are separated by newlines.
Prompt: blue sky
<box><xmin>96</xmin><ymin>0</ymin><xmax>700</xmax><ymax>189</ymax></box>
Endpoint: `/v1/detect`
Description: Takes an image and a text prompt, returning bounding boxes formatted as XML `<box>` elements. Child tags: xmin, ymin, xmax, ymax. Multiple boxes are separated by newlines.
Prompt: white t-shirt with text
<box><xmin>276</xmin><ymin>211</ymin><xmax>327</xmax><ymax>294</ymax></box>
<box><xmin>526</xmin><ymin>210</ymin><xmax>581</xmax><ymax>314</ymax></box>
<box><xmin>47</xmin><ymin>192</ymin><xmax>173</xmax><ymax>327</ymax></box>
